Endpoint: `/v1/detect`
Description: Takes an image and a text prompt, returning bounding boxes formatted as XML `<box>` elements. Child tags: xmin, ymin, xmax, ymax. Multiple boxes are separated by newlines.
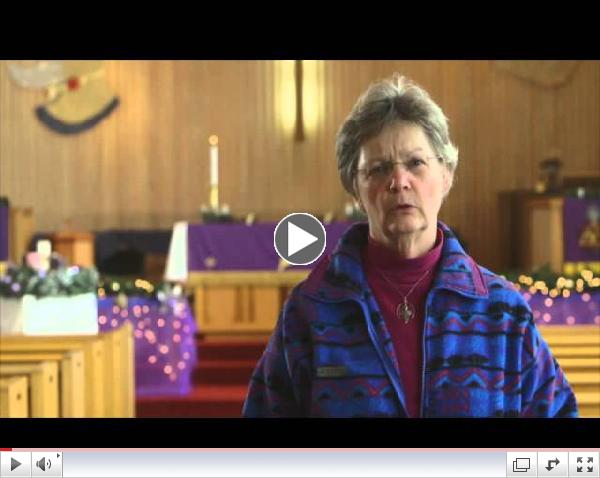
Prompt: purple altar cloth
<box><xmin>0</xmin><ymin>205</ymin><xmax>8</xmax><ymax>261</ymax></box>
<box><xmin>98</xmin><ymin>296</ymin><xmax>197</xmax><ymax>396</ymax></box>
<box><xmin>187</xmin><ymin>222</ymin><xmax>355</xmax><ymax>271</ymax></box>
<box><xmin>525</xmin><ymin>290</ymin><xmax>600</xmax><ymax>326</ymax></box>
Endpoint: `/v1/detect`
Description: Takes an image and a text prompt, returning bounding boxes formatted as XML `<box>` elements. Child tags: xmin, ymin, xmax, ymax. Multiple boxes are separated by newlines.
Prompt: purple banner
<box><xmin>98</xmin><ymin>296</ymin><xmax>197</xmax><ymax>397</ymax></box>
<box><xmin>563</xmin><ymin>197</ymin><xmax>600</xmax><ymax>263</ymax></box>
<box><xmin>0</xmin><ymin>205</ymin><xmax>8</xmax><ymax>262</ymax></box>
<box><xmin>187</xmin><ymin>222</ymin><xmax>355</xmax><ymax>271</ymax></box>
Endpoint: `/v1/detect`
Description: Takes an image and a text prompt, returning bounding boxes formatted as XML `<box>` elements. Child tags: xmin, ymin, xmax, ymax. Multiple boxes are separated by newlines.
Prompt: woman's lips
<box><xmin>392</xmin><ymin>204</ymin><xmax>416</xmax><ymax>214</ymax></box>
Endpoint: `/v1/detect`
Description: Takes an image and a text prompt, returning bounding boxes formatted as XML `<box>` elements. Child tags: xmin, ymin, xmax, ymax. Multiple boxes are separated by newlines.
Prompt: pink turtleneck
<box><xmin>362</xmin><ymin>228</ymin><xmax>444</xmax><ymax>417</ymax></box>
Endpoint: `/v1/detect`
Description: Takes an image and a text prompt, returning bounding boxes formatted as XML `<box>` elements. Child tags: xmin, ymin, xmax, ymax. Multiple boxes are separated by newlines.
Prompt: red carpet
<box><xmin>136</xmin><ymin>336</ymin><xmax>267</xmax><ymax>417</ymax></box>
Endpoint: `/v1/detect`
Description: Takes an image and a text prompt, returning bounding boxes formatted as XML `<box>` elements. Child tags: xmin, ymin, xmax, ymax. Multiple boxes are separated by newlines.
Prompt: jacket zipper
<box><xmin>420</xmin><ymin>293</ymin><xmax>434</xmax><ymax>418</ymax></box>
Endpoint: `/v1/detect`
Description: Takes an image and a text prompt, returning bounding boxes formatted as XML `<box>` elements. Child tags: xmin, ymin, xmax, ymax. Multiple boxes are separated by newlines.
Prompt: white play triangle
<box><xmin>288</xmin><ymin>221</ymin><xmax>318</xmax><ymax>257</ymax></box>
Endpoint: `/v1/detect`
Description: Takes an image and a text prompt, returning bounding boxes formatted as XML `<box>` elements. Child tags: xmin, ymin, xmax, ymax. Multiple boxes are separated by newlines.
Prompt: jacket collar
<box><xmin>302</xmin><ymin>221</ymin><xmax>488</xmax><ymax>302</ymax></box>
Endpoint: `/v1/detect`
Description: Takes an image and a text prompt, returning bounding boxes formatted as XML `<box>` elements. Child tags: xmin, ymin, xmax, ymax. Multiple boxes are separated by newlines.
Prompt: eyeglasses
<box><xmin>355</xmin><ymin>155</ymin><xmax>441</xmax><ymax>182</ymax></box>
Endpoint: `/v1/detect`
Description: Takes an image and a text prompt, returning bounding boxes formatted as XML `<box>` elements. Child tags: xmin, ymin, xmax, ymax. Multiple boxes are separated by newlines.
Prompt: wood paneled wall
<box><xmin>1</xmin><ymin>60</ymin><xmax>598</xmax><ymax>270</ymax></box>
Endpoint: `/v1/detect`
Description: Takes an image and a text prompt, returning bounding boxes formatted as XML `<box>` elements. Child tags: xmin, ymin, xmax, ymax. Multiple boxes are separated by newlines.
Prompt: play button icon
<box><xmin>274</xmin><ymin>213</ymin><xmax>326</xmax><ymax>265</ymax></box>
<box><xmin>0</xmin><ymin>452</ymin><xmax>31</xmax><ymax>476</ymax></box>
<box><xmin>287</xmin><ymin>221</ymin><xmax>318</xmax><ymax>256</ymax></box>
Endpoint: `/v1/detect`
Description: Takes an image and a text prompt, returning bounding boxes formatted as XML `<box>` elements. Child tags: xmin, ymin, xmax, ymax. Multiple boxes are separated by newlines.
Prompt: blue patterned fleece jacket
<box><xmin>242</xmin><ymin>222</ymin><xmax>578</xmax><ymax>417</ymax></box>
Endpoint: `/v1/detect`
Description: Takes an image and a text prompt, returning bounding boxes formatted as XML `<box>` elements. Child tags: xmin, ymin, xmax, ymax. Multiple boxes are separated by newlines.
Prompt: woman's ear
<box><xmin>353</xmin><ymin>182</ymin><xmax>366</xmax><ymax>213</ymax></box>
<box><xmin>354</xmin><ymin>196</ymin><xmax>365</xmax><ymax>213</ymax></box>
<box><xmin>443</xmin><ymin>171</ymin><xmax>454</xmax><ymax>197</ymax></box>
<box><xmin>352</xmin><ymin>177</ymin><xmax>366</xmax><ymax>212</ymax></box>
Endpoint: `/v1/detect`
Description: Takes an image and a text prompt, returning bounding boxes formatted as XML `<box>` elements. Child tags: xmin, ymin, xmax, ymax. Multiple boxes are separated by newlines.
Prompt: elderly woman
<box><xmin>242</xmin><ymin>74</ymin><xmax>577</xmax><ymax>417</ymax></box>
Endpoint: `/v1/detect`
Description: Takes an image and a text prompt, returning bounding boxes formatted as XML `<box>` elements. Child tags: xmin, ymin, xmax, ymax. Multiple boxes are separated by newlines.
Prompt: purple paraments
<box><xmin>563</xmin><ymin>197</ymin><xmax>600</xmax><ymax>262</ymax></box>
<box><xmin>98</xmin><ymin>296</ymin><xmax>197</xmax><ymax>396</ymax></box>
<box><xmin>526</xmin><ymin>290</ymin><xmax>600</xmax><ymax>326</ymax></box>
<box><xmin>187</xmin><ymin>222</ymin><xmax>354</xmax><ymax>271</ymax></box>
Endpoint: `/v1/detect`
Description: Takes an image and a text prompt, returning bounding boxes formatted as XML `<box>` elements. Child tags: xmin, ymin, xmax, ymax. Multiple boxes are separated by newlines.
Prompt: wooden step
<box><xmin>136</xmin><ymin>385</ymin><xmax>247</xmax><ymax>418</ymax></box>
<box><xmin>196</xmin><ymin>339</ymin><xmax>267</xmax><ymax>362</ymax></box>
<box><xmin>192</xmin><ymin>360</ymin><xmax>257</xmax><ymax>385</ymax></box>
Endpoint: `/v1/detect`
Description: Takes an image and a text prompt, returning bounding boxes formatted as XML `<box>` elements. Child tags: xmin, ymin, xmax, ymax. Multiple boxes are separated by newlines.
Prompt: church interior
<box><xmin>0</xmin><ymin>60</ymin><xmax>598</xmax><ymax>418</ymax></box>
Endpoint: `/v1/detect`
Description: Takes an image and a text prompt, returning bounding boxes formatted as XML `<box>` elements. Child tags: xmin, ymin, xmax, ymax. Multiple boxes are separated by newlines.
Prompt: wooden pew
<box><xmin>102</xmin><ymin>322</ymin><xmax>135</xmax><ymax>417</ymax></box>
<box><xmin>545</xmin><ymin>336</ymin><xmax>600</xmax><ymax>346</ymax></box>
<box><xmin>557</xmin><ymin>357</ymin><xmax>600</xmax><ymax>372</ymax></box>
<box><xmin>577</xmin><ymin>391</ymin><xmax>600</xmax><ymax>417</ymax></box>
<box><xmin>537</xmin><ymin>326</ymin><xmax>600</xmax><ymax>417</ymax></box>
<box><xmin>538</xmin><ymin>325</ymin><xmax>599</xmax><ymax>335</ymax></box>
<box><xmin>1</xmin><ymin>336</ymin><xmax>104</xmax><ymax>417</ymax></box>
<box><xmin>0</xmin><ymin>323</ymin><xmax>134</xmax><ymax>417</ymax></box>
<box><xmin>0</xmin><ymin>361</ymin><xmax>59</xmax><ymax>417</ymax></box>
<box><xmin>548</xmin><ymin>346</ymin><xmax>600</xmax><ymax>358</ymax></box>
<box><xmin>538</xmin><ymin>327</ymin><xmax>600</xmax><ymax>356</ymax></box>
<box><xmin>0</xmin><ymin>350</ymin><xmax>85</xmax><ymax>417</ymax></box>
<box><xmin>564</xmin><ymin>371</ymin><xmax>600</xmax><ymax>393</ymax></box>
<box><xmin>0</xmin><ymin>376</ymin><xmax>29</xmax><ymax>417</ymax></box>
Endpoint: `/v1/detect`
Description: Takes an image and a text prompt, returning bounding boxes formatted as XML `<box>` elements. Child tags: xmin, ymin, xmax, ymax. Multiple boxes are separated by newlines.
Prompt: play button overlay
<box><xmin>11</xmin><ymin>458</ymin><xmax>21</xmax><ymax>471</ymax></box>
<box><xmin>274</xmin><ymin>213</ymin><xmax>326</xmax><ymax>265</ymax></box>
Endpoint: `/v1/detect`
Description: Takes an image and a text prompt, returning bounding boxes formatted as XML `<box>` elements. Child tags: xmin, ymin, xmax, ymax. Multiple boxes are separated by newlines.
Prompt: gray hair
<box><xmin>336</xmin><ymin>74</ymin><xmax>459</xmax><ymax>197</ymax></box>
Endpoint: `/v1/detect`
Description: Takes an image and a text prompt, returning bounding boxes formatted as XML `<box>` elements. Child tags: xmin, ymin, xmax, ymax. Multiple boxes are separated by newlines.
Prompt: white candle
<box><xmin>36</xmin><ymin>239</ymin><xmax>52</xmax><ymax>258</ymax></box>
<box><xmin>209</xmin><ymin>135</ymin><xmax>219</xmax><ymax>187</ymax></box>
<box><xmin>36</xmin><ymin>239</ymin><xmax>52</xmax><ymax>271</ymax></box>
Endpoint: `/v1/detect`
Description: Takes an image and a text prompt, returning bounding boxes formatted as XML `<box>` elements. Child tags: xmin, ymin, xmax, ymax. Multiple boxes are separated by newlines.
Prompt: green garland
<box><xmin>98</xmin><ymin>276</ymin><xmax>178</xmax><ymax>302</ymax></box>
<box><xmin>502</xmin><ymin>263</ymin><xmax>599</xmax><ymax>295</ymax></box>
<box><xmin>0</xmin><ymin>262</ymin><xmax>183</xmax><ymax>303</ymax></box>
<box><xmin>0</xmin><ymin>264</ymin><xmax>99</xmax><ymax>298</ymax></box>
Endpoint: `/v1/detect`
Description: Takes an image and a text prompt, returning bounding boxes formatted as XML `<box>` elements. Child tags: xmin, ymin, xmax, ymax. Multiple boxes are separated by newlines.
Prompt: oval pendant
<box><xmin>395</xmin><ymin>302</ymin><xmax>415</xmax><ymax>324</ymax></box>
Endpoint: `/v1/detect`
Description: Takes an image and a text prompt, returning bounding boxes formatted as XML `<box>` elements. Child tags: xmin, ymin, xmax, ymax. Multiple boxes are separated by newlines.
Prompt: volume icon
<box><xmin>36</xmin><ymin>457</ymin><xmax>51</xmax><ymax>471</ymax></box>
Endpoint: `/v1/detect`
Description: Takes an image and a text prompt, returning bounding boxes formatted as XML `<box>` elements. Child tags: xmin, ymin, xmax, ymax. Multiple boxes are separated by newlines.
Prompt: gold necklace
<box><xmin>376</xmin><ymin>268</ymin><xmax>432</xmax><ymax>324</ymax></box>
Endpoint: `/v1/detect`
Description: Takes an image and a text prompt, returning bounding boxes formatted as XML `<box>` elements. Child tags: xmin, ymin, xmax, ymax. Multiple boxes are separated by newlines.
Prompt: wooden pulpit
<box><xmin>52</xmin><ymin>231</ymin><xmax>95</xmax><ymax>268</ymax></box>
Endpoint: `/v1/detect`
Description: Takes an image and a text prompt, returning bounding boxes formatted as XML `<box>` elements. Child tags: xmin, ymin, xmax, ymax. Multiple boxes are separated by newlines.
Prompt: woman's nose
<box><xmin>389</xmin><ymin>164</ymin><xmax>411</xmax><ymax>191</ymax></box>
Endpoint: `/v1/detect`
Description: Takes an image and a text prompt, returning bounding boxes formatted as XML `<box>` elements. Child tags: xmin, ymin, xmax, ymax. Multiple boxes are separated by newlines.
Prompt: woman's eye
<box><xmin>410</xmin><ymin>158</ymin><xmax>425</xmax><ymax>167</ymax></box>
<box><xmin>369</xmin><ymin>164</ymin><xmax>387</xmax><ymax>176</ymax></box>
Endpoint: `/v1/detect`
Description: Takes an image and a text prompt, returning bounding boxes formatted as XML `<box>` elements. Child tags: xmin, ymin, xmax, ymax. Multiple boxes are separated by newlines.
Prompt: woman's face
<box><xmin>355</xmin><ymin>121</ymin><xmax>452</xmax><ymax>246</ymax></box>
